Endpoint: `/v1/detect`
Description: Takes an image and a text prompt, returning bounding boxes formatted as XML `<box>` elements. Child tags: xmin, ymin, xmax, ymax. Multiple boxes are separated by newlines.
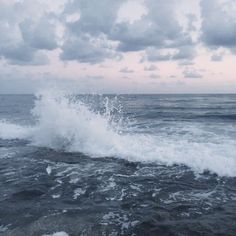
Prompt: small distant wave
<box><xmin>0</xmin><ymin>89</ymin><xmax>236</xmax><ymax>177</ymax></box>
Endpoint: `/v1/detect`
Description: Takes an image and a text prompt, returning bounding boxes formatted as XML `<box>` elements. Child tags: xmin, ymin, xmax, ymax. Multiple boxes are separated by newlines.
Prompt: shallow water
<box><xmin>0</xmin><ymin>93</ymin><xmax>236</xmax><ymax>235</ymax></box>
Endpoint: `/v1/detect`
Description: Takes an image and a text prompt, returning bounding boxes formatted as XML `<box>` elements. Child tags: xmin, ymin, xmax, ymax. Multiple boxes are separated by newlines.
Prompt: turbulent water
<box><xmin>0</xmin><ymin>91</ymin><xmax>236</xmax><ymax>236</ymax></box>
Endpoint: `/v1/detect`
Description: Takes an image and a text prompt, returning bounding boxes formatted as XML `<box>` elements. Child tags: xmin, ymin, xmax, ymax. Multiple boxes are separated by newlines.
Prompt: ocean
<box><xmin>0</xmin><ymin>91</ymin><xmax>236</xmax><ymax>236</ymax></box>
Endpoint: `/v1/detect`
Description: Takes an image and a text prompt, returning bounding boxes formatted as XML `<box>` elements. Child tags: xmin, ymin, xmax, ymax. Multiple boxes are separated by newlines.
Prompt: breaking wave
<box><xmin>0</xmin><ymin>90</ymin><xmax>236</xmax><ymax>177</ymax></box>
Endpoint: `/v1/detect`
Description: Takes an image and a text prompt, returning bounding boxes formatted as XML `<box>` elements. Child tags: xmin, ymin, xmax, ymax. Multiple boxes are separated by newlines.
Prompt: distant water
<box><xmin>0</xmin><ymin>91</ymin><xmax>236</xmax><ymax>236</ymax></box>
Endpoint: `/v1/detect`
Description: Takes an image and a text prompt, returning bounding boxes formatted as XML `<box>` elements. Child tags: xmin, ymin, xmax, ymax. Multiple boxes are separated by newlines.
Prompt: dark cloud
<box><xmin>0</xmin><ymin>1</ymin><xmax>57</xmax><ymax>65</ymax></box>
<box><xmin>60</xmin><ymin>37</ymin><xmax>119</xmax><ymax>64</ymax></box>
<box><xmin>145</xmin><ymin>49</ymin><xmax>172</xmax><ymax>62</ymax></box>
<box><xmin>172</xmin><ymin>46</ymin><xmax>196</xmax><ymax>60</ymax></box>
<box><xmin>0</xmin><ymin>42</ymin><xmax>33</xmax><ymax>62</ymax></box>
<box><xmin>19</xmin><ymin>17</ymin><xmax>58</xmax><ymax>50</ymax></box>
<box><xmin>201</xmin><ymin>0</ymin><xmax>236</xmax><ymax>51</ymax></box>
<box><xmin>61</xmin><ymin>0</ymin><xmax>195</xmax><ymax>63</ymax></box>
<box><xmin>111</xmin><ymin>0</ymin><xmax>193</xmax><ymax>52</ymax></box>
<box><xmin>0</xmin><ymin>0</ymin><xmax>235</xmax><ymax>69</ymax></box>
<box><xmin>63</xmin><ymin>0</ymin><xmax>123</xmax><ymax>36</ymax></box>
<box><xmin>0</xmin><ymin>41</ymin><xmax>49</xmax><ymax>66</ymax></box>
<box><xmin>60</xmin><ymin>0</ymin><xmax>124</xmax><ymax>63</ymax></box>
<box><xmin>10</xmin><ymin>53</ymin><xmax>49</xmax><ymax>66</ymax></box>
<box><xmin>111</xmin><ymin>21</ymin><xmax>165</xmax><ymax>52</ymax></box>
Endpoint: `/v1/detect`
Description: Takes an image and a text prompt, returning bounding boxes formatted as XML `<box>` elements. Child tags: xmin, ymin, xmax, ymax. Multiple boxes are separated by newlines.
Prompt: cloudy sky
<box><xmin>0</xmin><ymin>0</ymin><xmax>236</xmax><ymax>93</ymax></box>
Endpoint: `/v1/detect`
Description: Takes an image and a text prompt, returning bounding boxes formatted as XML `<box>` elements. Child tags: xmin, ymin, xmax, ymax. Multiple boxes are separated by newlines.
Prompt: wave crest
<box><xmin>0</xmin><ymin>90</ymin><xmax>236</xmax><ymax>177</ymax></box>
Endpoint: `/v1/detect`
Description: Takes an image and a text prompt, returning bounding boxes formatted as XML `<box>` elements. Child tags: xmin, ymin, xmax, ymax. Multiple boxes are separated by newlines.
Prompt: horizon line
<box><xmin>1</xmin><ymin>93</ymin><xmax>236</xmax><ymax>95</ymax></box>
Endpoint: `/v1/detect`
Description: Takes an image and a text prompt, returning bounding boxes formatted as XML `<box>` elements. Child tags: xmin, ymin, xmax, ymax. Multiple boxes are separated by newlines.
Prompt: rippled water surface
<box><xmin>0</xmin><ymin>93</ymin><xmax>236</xmax><ymax>236</ymax></box>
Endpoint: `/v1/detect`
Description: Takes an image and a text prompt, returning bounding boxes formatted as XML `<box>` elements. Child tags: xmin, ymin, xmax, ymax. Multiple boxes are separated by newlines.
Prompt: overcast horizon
<box><xmin>1</xmin><ymin>0</ymin><xmax>236</xmax><ymax>94</ymax></box>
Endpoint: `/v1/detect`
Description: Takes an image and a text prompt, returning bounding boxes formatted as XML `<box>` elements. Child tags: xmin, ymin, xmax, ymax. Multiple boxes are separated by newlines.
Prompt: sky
<box><xmin>0</xmin><ymin>0</ymin><xmax>236</xmax><ymax>94</ymax></box>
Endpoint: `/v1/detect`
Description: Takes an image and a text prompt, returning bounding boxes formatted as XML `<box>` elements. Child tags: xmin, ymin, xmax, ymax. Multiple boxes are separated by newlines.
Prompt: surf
<box><xmin>0</xmin><ymin>89</ymin><xmax>236</xmax><ymax>177</ymax></box>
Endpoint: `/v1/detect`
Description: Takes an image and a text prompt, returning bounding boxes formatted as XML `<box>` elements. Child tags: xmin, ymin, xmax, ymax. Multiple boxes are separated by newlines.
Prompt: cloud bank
<box><xmin>0</xmin><ymin>0</ymin><xmax>236</xmax><ymax>93</ymax></box>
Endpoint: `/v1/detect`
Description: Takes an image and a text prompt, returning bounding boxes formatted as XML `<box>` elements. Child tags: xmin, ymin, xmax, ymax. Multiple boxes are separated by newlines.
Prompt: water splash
<box><xmin>0</xmin><ymin>90</ymin><xmax>236</xmax><ymax>176</ymax></box>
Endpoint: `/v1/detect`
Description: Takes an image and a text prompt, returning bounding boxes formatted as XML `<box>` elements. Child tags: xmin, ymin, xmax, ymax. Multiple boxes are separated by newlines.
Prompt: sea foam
<box><xmin>0</xmin><ymin>90</ymin><xmax>236</xmax><ymax>177</ymax></box>
<box><xmin>42</xmin><ymin>232</ymin><xmax>69</xmax><ymax>236</ymax></box>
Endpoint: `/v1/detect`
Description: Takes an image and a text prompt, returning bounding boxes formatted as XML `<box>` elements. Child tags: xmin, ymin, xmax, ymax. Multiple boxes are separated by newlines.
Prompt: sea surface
<box><xmin>0</xmin><ymin>91</ymin><xmax>236</xmax><ymax>236</ymax></box>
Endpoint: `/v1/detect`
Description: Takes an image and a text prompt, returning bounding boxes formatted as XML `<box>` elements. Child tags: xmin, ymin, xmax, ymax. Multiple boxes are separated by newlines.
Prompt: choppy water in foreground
<box><xmin>0</xmin><ymin>92</ymin><xmax>236</xmax><ymax>236</ymax></box>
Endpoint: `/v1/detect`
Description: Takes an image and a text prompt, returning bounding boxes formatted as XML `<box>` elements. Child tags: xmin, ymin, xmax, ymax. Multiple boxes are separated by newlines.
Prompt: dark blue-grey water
<box><xmin>0</xmin><ymin>93</ymin><xmax>236</xmax><ymax>236</ymax></box>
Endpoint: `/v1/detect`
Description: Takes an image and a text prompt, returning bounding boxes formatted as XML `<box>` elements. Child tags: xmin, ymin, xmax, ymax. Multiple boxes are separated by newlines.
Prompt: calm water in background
<box><xmin>0</xmin><ymin>93</ymin><xmax>236</xmax><ymax>236</ymax></box>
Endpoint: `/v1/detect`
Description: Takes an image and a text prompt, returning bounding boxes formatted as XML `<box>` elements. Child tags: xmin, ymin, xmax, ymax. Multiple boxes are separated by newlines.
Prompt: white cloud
<box><xmin>119</xmin><ymin>67</ymin><xmax>134</xmax><ymax>73</ymax></box>
<box><xmin>183</xmin><ymin>68</ymin><xmax>202</xmax><ymax>78</ymax></box>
